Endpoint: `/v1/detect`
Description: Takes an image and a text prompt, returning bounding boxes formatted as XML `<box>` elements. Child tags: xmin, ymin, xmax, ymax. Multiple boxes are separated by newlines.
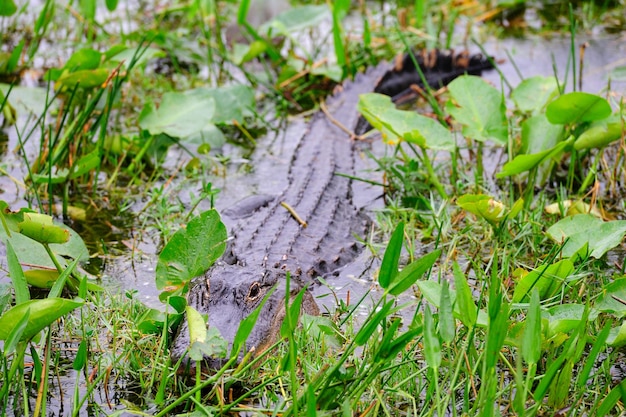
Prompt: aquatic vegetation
<box><xmin>0</xmin><ymin>0</ymin><xmax>626</xmax><ymax>416</ymax></box>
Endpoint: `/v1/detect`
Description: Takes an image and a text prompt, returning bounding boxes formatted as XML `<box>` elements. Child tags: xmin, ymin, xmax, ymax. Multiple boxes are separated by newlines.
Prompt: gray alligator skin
<box><xmin>171</xmin><ymin>51</ymin><xmax>494</xmax><ymax>372</ymax></box>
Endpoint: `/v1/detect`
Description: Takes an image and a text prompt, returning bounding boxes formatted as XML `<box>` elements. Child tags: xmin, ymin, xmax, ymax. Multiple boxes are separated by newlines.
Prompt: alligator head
<box><xmin>170</xmin><ymin>262</ymin><xmax>320</xmax><ymax>372</ymax></box>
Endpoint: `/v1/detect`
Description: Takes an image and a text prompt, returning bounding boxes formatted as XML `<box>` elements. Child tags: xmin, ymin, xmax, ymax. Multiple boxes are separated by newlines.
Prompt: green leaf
<box><xmin>546</xmin><ymin>214</ymin><xmax>626</xmax><ymax>259</ymax></box>
<box><xmin>358</xmin><ymin>93</ymin><xmax>454</xmax><ymax>150</ymax></box>
<box><xmin>439</xmin><ymin>281</ymin><xmax>455</xmax><ymax>343</ymax></box>
<box><xmin>423</xmin><ymin>305</ymin><xmax>441</xmax><ymax>369</ymax></box>
<box><xmin>512</xmin><ymin>259</ymin><xmax>574</xmax><ymax>303</ymax></box>
<box><xmin>64</xmin><ymin>48</ymin><xmax>102</xmax><ymax>72</ymax></box>
<box><xmin>452</xmin><ymin>262</ymin><xmax>477</xmax><ymax>327</ymax></box>
<box><xmin>354</xmin><ymin>300</ymin><xmax>393</xmax><ymax>346</ymax></box>
<box><xmin>446</xmin><ymin>75</ymin><xmax>508</xmax><ymax>144</ymax></box>
<box><xmin>521</xmin><ymin>289</ymin><xmax>541</xmax><ymax>365</ymax></box>
<box><xmin>594</xmin><ymin>277</ymin><xmax>626</xmax><ymax>318</ymax></box>
<box><xmin>156</xmin><ymin>210</ymin><xmax>227</xmax><ymax>297</ymax></box>
<box><xmin>73</xmin><ymin>339</ymin><xmax>87</xmax><ymax>371</ymax></box>
<box><xmin>511</xmin><ymin>76</ymin><xmax>559</xmax><ymax>114</ymax></box>
<box><xmin>4</xmin><ymin>309</ymin><xmax>29</xmax><ymax>356</ymax></box>
<box><xmin>185</xmin><ymin>85</ymin><xmax>254</xmax><ymax>125</ymax></box>
<box><xmin>105</xmin><ymin>0</ymin><xmax>118</xmax><ymax>11</ymax></box>
<box><xmin>521</xmin><ymin>114</ymin><xmax>564</xmax><ymax>155</ymax></box>
<box><xmin>388</xmin><ymin>249</ymin><xmax>441</xmax><ymax>296</ymax></box>
<box><xmin>0</xmin><ymin>0</ymin><xmax>17</xmax><ymax>16</ymax></box>
<box><xmin>545</xmin><ymin>304</ymin><xmax>585</xmax><ymax>338</ymax></box>
<box><xmin>6</xmin><ymin>239</ymin><xmax>29</xmax><ymax>304</ymax></box>
<box><xmin>70</xmin><ymin>151</ymin><xmax>100</xmax><ymax>178</ymax></box>
<box><xmin>378</xmin><ymin>222</ymin><xmax>404</xmax><ymax>289</ymax></box>
<box><xmin>574</xmin><ymin>117</ymin><xmax>624</xmax><ymax>150</ymax></box>
<box><xmin>139</xmin><ymin>92</ymin><xmax>216</xmax><ymax>139</ymax></box>
<box><xmin>261</xmin><ymin>5</ymin><xmax>330</xmax><ymax>37</ymax></box>
<box><xmin>457</xmin><ymin>194</ymin><xmax>507</xmax><ymax>224</ymax></box>
<box><xmin>18</xmin><ymin>213</ymin><xmax>70</xmax><ymax>244</ymax></box>
<box><xmin>546</xmin><ymin>92</ymin><xmax>612</xmax><ymax>125</ymax></box>
<box><xmin>0</xmin><ymin>298</ymin><xmax>84</xmax><ymax>341</ymax></box>
<box><xmin>606</xmin><ymin>321</ymin><xmax>626</xmax><ymax>347</ymax></box>
<box><xmin>497</xmin><ymin>140</ymin><xmax>569</xmax><ymax>178</ymax></box>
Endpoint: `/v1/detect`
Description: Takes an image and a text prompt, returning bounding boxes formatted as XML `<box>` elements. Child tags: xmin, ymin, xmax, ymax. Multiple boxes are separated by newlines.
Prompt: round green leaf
<box><xmin>546</xmin><ymin>92</ymin><xmax>611</xmax><ymax>125</ymax></box>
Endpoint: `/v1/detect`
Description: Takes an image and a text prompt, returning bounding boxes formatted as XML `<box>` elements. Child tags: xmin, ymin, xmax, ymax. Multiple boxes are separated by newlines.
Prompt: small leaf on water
<box><xmin>139</xmin><ymin>92</ymin><xmax>216</xmax><ymax>139</ymax></box>
<box><xmin>446</xmin><ymin>75</ymin><xmax>508</xmax><ymax>145</ymax></box>
<box><xmin>156</xmin><ymin>210</ymin><xmax>227</xmax><ymax>298</ymax></box>
<box><xmin>546</xmin><ymin>214</ymin><xmax>626</xmax><ymax>259</ymax></box>
<box><xmin>511</xmin><ymin>76</ymin><xmax>559</xmax><ymax>114</ymax></box>
<box><xmin>546</xmin><ymin>92</ymin><xmax>612</xmax><ymax>125</ymax></box>
<box><xmin>594</xmin><ymin>277</ymin><xmax>626</xmax><ymax>318</ymax></box>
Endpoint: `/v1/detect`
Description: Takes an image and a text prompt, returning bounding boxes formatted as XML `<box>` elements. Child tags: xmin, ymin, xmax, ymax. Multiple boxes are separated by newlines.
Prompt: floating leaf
<box><xmin>358</xmin><ymin>93</ymin><xmax>454</xmax><ymax>150</ymax></box>
<box><xmin>546</xmin><ymin>92</ymin><xmax>612</xmax><ymax>125</ymax></box>
<box><xmin>261</xmin><ymin>4</ymin><xmax>330</xmax><ymax>37</ymax></box>
<box><xmin>139</xmin><ymin>92</ymin><xmax>216</xmax><ymax>139</ymax></box>
<box><xmin>446</xmin><ymin>75</ymin><xmax>508</xmax><ymax>144</ymax></box>
<box><xmin>544</xmin><ymin>304</ymin><xmax>585</xmax><ymax>338</ymax></box>
<box><xmin>511</xmin><ymin>76</ymin><xmax>559</xmax><ymax>114</ymax></box>
<box><xmin>156</xmin><ymin>210</ymin><xmax>227</xmax><ymax>297</ymax></box>
<box><xmin>546</xmin><ymin>214</ymin><xmax>626</xmax><ymax>259</ymax></box>
<box><xmin>0</xmin><ymin>298</ymin><xmax>84</xmax><ymax>341</ymax></box>
<box><xmin>594</xmin><ymin>277</ymin><xmax>626</xmax><ymax>318</ymax></box>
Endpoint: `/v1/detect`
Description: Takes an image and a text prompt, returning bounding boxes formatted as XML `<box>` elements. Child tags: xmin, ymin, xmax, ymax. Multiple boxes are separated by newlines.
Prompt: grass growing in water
<box><xmin>0</xmin><ymin>0</ymin><xmax>626</xmax><ymax>416</ymax></box>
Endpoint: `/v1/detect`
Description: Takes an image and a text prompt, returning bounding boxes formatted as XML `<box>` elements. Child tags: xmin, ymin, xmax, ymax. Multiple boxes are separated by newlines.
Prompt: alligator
<box><xmin>170</xmin><ymin>50</ymin><xmax>494</xmax><ymax>372</ymax></box>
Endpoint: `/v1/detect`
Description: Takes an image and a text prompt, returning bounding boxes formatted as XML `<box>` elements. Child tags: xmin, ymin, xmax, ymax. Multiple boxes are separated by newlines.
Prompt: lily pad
<box><xmin>511</xmin><ymin>76</ymin><xmax>559</xmax><ymax>114</ymax></box>
<box><xmin>546</xmin><ymin>214</ymin><xmax>626</xmax><ymax>259</ymax></box>
<box><xmin>594</xmin><ymin>277</ymin><xmax>626</xmax><ymax>318</ymax></box>
<box><xmin>446</xmin><ymin>75</ymin><xmax>508</xmax><ymax>145</ymax></box>
<box><xmin>358</xmin><ymin>93</ymin><xmax>454</xmax><ymax>150</ymax></box>
<box><xmin>156</xmin><ymin>210</ymin><xmax>227</xmax><ymax>298</ymax></box>
<box><xmin>546</xmin><ymin>92</ymin><xmax>612</xmax><ymax>125</ymax></box>
<box><xmin>139</xmin><ymin>91</ymin><xmax>216</xmax><ymax>139</ymax></box>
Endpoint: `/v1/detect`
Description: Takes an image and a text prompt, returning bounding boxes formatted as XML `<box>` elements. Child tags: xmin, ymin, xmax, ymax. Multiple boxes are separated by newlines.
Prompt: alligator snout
<box><xmin>170</xmin><ymin>263</ymin><xmax>319</xmax><ymax>373</ymax></box>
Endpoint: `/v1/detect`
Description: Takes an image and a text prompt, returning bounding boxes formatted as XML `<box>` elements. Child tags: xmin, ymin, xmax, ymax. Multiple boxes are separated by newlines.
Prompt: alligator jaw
<box><xmin>170</xmin><ymin>263</ymin><xmax>319</xmax><ymax>373</ymax></box>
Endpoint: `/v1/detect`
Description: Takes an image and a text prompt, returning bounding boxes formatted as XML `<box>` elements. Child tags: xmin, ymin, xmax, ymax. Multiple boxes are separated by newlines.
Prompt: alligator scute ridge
<box><xmin>170</xmin><ymin>50</ymin><xmax>494</xmax><ymax>373</ymax></box>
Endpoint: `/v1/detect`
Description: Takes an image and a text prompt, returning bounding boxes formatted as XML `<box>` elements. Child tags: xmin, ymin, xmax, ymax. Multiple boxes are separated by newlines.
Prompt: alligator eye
<box><xmin>247</xmin><ymin>282</ymin><xmax>261</xmax><ymax>301</ymax></box>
